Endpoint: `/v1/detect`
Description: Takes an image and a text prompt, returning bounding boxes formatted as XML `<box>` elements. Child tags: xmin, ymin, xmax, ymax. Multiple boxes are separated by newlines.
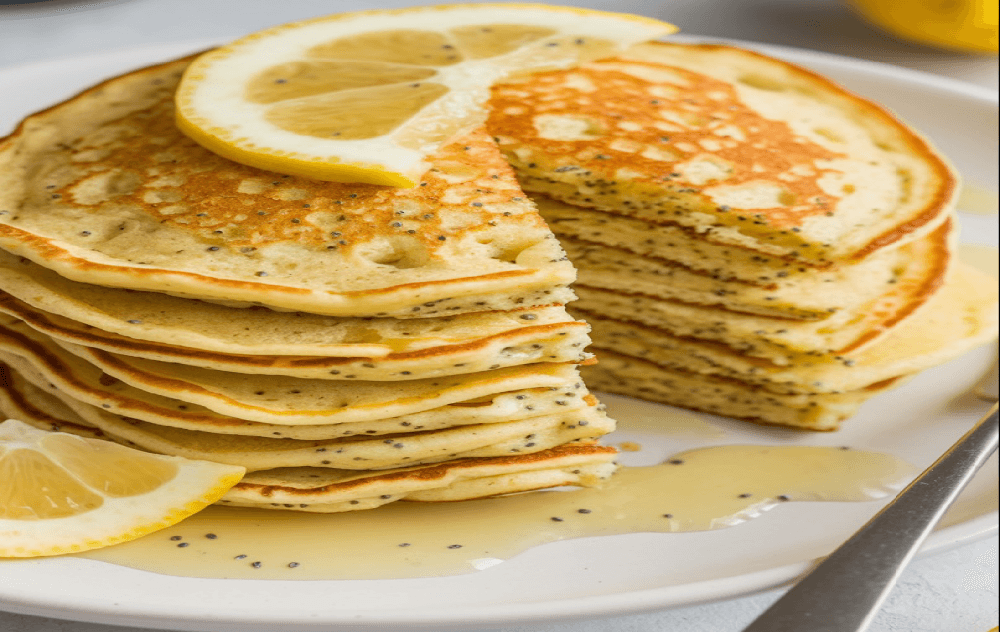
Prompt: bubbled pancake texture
<box><xmin>482</xmin><ymin>43</ymin><xmax>994</xmax><ymax>431</ymax></box>
<box><xmin>0</xmin><ymin>56</ymin><xmax>617</xmax><ymax>513</ymax></box>
<box><xmin>0</xmin><ymin>58</ymin><xmax>576</xmax><ymax>317</ymax></box>
<box><xmin>488</xmin><ymin>43</ymin><xmax>955</xmax><ymax>265</ymax></box>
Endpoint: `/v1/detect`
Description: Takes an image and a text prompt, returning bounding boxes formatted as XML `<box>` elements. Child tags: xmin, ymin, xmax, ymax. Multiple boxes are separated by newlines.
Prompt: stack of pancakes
<box><xmin>486</xmin><ymin>42</ymin><xmax>998</xmax><ymax>430</ymax></box>
<box><xmin>0</xmin><ymin>57</ymin><xmax>619</xmax><ymax>512</ymax></box>
<box><xmin>0</xmin><ymin>41</ymin><xmax>996</xmax><ymax>517</ymax></box>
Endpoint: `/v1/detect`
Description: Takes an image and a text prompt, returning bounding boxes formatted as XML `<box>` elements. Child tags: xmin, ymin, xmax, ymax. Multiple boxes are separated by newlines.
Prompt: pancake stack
<box><xmin>486</xmin><ymin>42</ymin><xmax>998</xmax><ymax>430</ymax></box>
<box><xmin>0</xmin><ymin>57</ymin><xmax>619</xmax><ymax>512</ymax></box>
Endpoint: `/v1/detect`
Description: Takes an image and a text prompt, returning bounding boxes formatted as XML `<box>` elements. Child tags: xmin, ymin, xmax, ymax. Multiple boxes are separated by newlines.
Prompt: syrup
<box><xmin>76</xmin><ymin>444</ymin><xmax>911</xmax><ymax>580</ymax></box>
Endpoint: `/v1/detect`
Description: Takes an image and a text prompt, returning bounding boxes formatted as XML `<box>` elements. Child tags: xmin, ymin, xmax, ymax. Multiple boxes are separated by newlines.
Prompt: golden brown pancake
<box><xmin>570</xmin><ymin>219</ymin><xmax>953</xmax><ymax>364</ymax></box>
<box><xmin>581</xmin><ymin>262</ymin><xmax>997</xmax><ymax>397</ymax></box>
<box><xmin>0</xmin><ymin>365</ymin><xmax>618</xmax><ymax>513</ymax></box>
<box><xmin>224</xmin><ymin>443</ymin><xmax>617</xmax><ymax>512</ymax></box>
<box><xmin>2</xmin><ymin>361</ymin><xmax>613</xmax><ymax>472</ymax></box>
<box><xmin>0</xmin><ymin>57</ymin><xmax>575</xmax><ymax>317</ymax></box>
<box><xmin>0</xmin><ymin>287</ymin><xmax>592</xmax><ymax>381</ymax></box>
<box><xmin>0</xmin><ymin>46</ymin><xmax>625</xmax><ymax>517</ymax></box>
<box><xmin>0</xmin><ymin>314</ymin><xmax>602</xmax><ymax>438</ymax></box>
<box><xmin>557</xmin><ymin>232</ymin><xmax>907</xmax><ymax>320</ymax></box>
<box><xmin>583</xmin><ymin>350</ymin><xmax>905</xmax><ymax>431</ymax></box>
<box><xmin>0</xmin><ymin>247</ymin><xmax>587</xmax><ymax>361</ymax></box>
<box><xmin>488</xmin><ymin>42</ymin><xmax>956</xmax><ymax>266</ymax></box>
<box><xmin>0</xmin><ymin>363</ymin><xmax>104</xmax><ymax>439</ymax></box>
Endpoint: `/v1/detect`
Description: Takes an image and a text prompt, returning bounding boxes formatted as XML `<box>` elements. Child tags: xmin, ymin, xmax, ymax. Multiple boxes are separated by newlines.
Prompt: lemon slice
<box><xmin>0</xmin><ymin>419</ymin><xmax>244</xmax><ymax>558</ymax></box>
<box><xmin>176</xmin><ymin>3</ymin><xmax>677</xmax><ymax>186</ymax></box>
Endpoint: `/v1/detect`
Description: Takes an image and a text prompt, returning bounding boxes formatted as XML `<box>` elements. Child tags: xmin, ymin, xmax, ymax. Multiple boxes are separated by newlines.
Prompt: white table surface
<box><xmin>0</xmin><ymin>1</ymin><xmax>997</xmax><ymax>631</ymax></box>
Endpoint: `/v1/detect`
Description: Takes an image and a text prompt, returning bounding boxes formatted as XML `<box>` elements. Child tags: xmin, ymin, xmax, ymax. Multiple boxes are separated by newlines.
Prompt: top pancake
<box><xmin>0</xmin><ymin>57</ymin><xmax>574</xmax><ymax>317</ymax></box>
<box><xmin>487</xmin><ymin>42</ymin><xmax>956</xmax><ymax>265</ymax></box>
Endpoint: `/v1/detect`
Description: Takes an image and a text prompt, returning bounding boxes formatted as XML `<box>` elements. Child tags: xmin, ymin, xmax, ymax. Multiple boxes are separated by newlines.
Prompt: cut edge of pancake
<box><xmin>571</xmin><ymin>215</ymin><xmax>954</xmax><ymax>362</ymax></box>
<box><xmin>583</xmin><ymin>349</ymin><xmax>905</xmax><ymax>431</ymax></box>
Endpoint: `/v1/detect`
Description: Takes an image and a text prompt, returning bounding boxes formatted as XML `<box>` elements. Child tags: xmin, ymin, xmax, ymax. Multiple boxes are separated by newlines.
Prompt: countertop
<box><xmin>1</xmin><ymin>1</ymin><xmax>997</xmax><ymax>631</ymax></box>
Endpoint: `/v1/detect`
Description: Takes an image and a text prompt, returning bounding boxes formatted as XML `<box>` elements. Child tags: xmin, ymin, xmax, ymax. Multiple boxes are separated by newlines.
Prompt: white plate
<box><xmin>0</xmin><ymin>36</ymin><xmax>997</xmax><ymax>632</ymax></box>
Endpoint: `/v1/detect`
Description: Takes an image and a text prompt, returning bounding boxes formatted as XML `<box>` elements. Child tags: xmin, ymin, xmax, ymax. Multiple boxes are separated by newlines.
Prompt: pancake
<box><xmin>1</xmin><ymin>348</ymin><xmax>597</xmax><ymax>446</ymax></box>
<box><xmin>0</xmin><ymin>363</ymin><xmax>612</xmax><ymax>472</ymax></box>
<box><xmin>572</xmin><ymin>218</ymin><xmax>952</xmax><ymax>363</ymax></box>
<box><xmin>583</xmin><ymin>350</ymin><xmax>904</xmax><ymax>431</ymax></box>
<box><xmin>0</xmin><ymin>248</ymin><xmax>581</xmax><ymax>360</ymax></box>
<box><xmin>0</xmin><ymin>370</ymin><xmax>617</xmax><ymax>512</ymax></box>
<box><xmin>534</xmin><ymin>194</ymin><xmax>807</xmax><ymax>284</ymax></box>
<box><xmin>0</xmin><ymin>284</ymin><xmax>592</xmax><ymax>381</ymax></box>
<box><xmin>0</xmin><ymin>363</ymin><xmax>104</xmax><ymax>439</ymax></box>
<box><xmin>224</xmin><ymin>443</ymin><xmax>618</xmax><ymax>512</ymax></box>
<box><xmin>0</xmin><ymin>41</ymin><xmax>625</xmax><ymax>517</ymax></box>
<box><xmin>487</xmin><ymin>42</ymin><xmax>956</xmax><ymax>266</ymax></box>
<box><xmin>1</xmin><ymin>36</ymin><xmax>972</xmax><ymax>522</ymax></box>
<box><xmin>0</xmin><ymin>315</ymin><xmax>590</xmax><ymax>426</ymax></box>
<box><xmin>581</xmin><ymin>262</ymin><xmax>998</xmax><ymax>394</ymax></box>
<box><xmin>558</xmin><ymin>233</ymin><xmax>904</xmax><ymax>320</ymax></box>
<box><xmin>54</xmin><ymin>339</ymin><xmax>585</xmax><ymax>425</ymax></box>
<box><xmin>0</xmin><ymin>57</ymin><xmax>575</xmax><ymax>317</ymax></box>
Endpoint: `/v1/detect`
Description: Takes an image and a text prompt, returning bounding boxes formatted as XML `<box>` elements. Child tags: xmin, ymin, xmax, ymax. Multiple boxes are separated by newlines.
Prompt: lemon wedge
<box><xmin>175</xmin><ymin>3</ymin><xmax>677</xmax><ymax>187</ymax></box>
<box><xmin>0</xmin><ymin>420</ymin><xmax>244</xmax><ymax>558</ymax></box>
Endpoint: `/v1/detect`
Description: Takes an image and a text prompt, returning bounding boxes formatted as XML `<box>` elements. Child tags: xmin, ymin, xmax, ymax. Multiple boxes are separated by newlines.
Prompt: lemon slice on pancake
<box><xmin>175</xmin><ymin>3</ymin><xmax>677</xmax><ymax>186</ymax></box>
<box><xmin>0</xmin><ymin>419</ymin><xmax>244</xmax><ymax>558</ymax></box>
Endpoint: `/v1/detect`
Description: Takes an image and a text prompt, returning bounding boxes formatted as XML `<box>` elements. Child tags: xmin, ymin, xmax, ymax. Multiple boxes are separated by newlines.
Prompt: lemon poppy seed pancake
<box><xmin>0</xmin><ymin>363</ymin><xmax>104</xmax><ymax>439</ymax></box>
<box><xmin>583</xmin><ymin>263</ymin><xmax>998</xmax><ymax>399</ymax></box>
<box><xmin>0</xmin><ymin>365</ymin><xmax>612</xmax><ymax>472</ymax></box>
<box><xmin>0</xmin><ymin>248</ymin><xmax>585</xmax><ymax>361</ymax></box>
<box><xmin>574</xmin><ymin>219</ymin><xmax>953</xmax><ymax>364</ymax></box>
<box><xmin>0</xmin><ymin>57</ymin><xmax>577</xmax><ymax>317</ymax></box>
<box><xmin>487</xmin><ymin>42</ymin><xmax>956</xmax><ymax>265</ymax></box>
<box><xmin>0</xmin><ymin>368</ymin><xmax>618</xmax><ymax>513</ymax></box>
<box><xmin>221</xmin><ymin>442</ymin><xmax>618</xmax><ymax>511</ymax></box>
<box><xmin>556</xmin><ymin>232</ymin><xmax>907</xmax><ymax>320</ymax></box>
<box><xmin>479</xmin><ymin>38</ymin><xmax>988</xmax><ymax>431</ymax></box>
<box><xmin>0</xmin><ymin>315</ymin><xmax>588</xmax><ymax>426</ymax></box>
<box><xmin>0</xmin><ymin>249</ymin><xmax>593</xmax><ymax>380</ymax></box>
<box><xmin>533</xmin><ymin>195</ymin><xmax>801</xmax><ymax>285</ymax></box>
<box><xmin>0</xmin><ymin>291</ymin><xmax>591</xmax><ymax>380</ymax></box>
<box><xmin>582</xmin><ymin>351</ymin><xmax>905</xmax><ymax>431</ymax></box>
<box><xmin>0</xmin><ymin>345</ymin><xmax>599</xmax><ymax>443</ymax></box>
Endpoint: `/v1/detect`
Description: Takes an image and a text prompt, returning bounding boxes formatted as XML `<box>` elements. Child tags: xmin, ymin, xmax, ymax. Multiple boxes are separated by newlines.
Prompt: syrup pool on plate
<box><xmin>75</xmin><ymin>409</ymin><xmax>914</xmax><ymax>581</ymax></box>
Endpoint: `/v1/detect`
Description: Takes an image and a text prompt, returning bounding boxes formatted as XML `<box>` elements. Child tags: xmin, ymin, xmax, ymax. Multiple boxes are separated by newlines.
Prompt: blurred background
<box><xmin>0</xmin><ymin>0</ymin><xmax>997</xmax><ymax>87</ymax></box>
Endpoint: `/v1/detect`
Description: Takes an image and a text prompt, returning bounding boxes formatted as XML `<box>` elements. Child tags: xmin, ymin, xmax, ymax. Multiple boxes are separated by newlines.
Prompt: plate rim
<box><xmin>0</xmin><ymin>35</ymin><xmax>997</xmax><ymax>632</ymax></box>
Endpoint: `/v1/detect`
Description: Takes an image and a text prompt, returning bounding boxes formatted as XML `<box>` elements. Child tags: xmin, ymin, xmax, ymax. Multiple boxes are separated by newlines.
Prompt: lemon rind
<box><xmin>175</xmin><ymin>3</ymin><xmax>678</xmax><ymax>186</ymax></box>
